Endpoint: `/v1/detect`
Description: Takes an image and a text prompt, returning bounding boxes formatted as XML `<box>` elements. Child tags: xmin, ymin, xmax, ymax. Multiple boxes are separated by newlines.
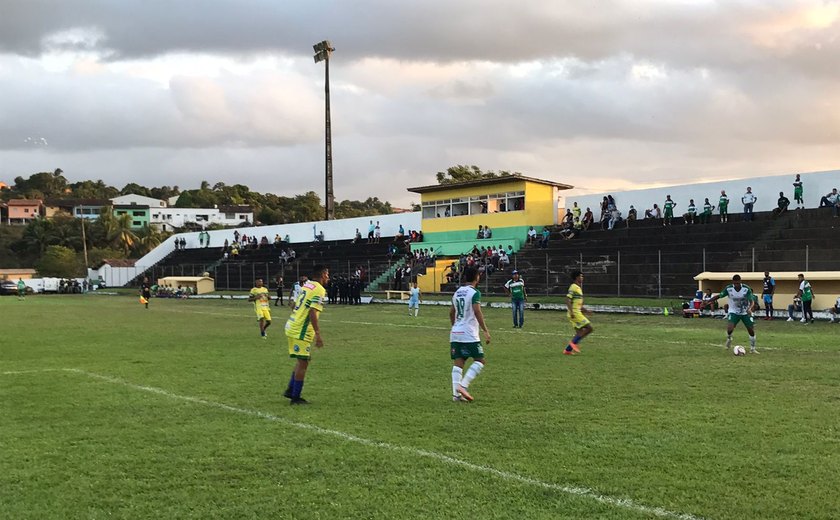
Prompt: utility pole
<box><xmin>313</xmin><ymin>40</ymin><xmax>336</xmax><ymax>220</ymax></box>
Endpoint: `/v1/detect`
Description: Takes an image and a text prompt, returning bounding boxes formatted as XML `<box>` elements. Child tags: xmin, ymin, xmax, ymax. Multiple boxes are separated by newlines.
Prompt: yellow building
<box><xmin>407</xmin><ymin>174</ymin><xmax>573</xmax><ymax>256</ymax></box>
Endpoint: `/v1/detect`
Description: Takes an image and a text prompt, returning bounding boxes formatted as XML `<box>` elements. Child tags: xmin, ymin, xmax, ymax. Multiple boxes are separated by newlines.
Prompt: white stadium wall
<box><xmin>566</xmin><ymin>169</ymin><xmax>840</xmax><ymax>216</ymax></box>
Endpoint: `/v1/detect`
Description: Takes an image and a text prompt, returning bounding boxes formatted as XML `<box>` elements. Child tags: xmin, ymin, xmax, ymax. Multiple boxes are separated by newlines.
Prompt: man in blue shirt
<box><xmin>762</xmin><ymin>271</ymin><xmax>776</xmax><ymax>320</ymax></box>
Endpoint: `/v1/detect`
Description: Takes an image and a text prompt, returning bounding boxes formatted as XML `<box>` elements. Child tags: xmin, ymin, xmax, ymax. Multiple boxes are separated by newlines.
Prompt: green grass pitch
<box><xmin>2</xmin><ymin>295</ymin><xmax>839</xmax><ymax>519</ymax></box>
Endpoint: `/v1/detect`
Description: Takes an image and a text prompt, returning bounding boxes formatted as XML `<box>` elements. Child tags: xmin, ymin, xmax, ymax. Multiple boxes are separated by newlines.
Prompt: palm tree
<box><xmin>133</xmin><ymin>226</ymin><xmax>166</xmax><ymax>256</ymax></box>
<box><xmin>21</xmin><ymin>217</ymin><xmax>53</xmax><ymax>254</ymax></box>
<box><xmin>113</xmin><ymin>213</ymin><xmax>138</xmax><ymax>255</ymax></box>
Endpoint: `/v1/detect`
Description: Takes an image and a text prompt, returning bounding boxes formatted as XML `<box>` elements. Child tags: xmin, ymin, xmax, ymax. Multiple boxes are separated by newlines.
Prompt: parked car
<box><xmin>0</xmin><ymin>281</ymin><xmax>34</xmax><ymax>295</ymax></box>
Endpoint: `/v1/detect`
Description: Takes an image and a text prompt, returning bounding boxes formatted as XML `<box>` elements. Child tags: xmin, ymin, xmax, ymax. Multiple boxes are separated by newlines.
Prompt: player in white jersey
<box><xmin>449</xmin><ymin>267</ymin><xmax>491</xmax><ymax>402</ymax></box>
<box><xmin>288</xmin><ymin>276</ymin><xmax>308</xmax><ymax>308</ymax></box>
<box><xmin>407</xmin><ymin>282</ymin><xmax>421</xmax><ymax>317</ymax></box>
<box><xmin>702</xmin><ymin>274</ymin><xmax>758</xmax><ymax>353</ymax></box>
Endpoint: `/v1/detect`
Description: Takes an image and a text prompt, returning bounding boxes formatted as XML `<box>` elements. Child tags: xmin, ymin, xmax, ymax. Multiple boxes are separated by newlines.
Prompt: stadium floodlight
<box><xmin>313</xmin><ymin>40</ymin><xmax>336</xmax><ymax>220</ymax></box>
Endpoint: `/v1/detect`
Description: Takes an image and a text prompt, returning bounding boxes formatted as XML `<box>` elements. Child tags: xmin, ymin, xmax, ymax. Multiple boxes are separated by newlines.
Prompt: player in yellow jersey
<box><xmin>248</xmin><ymin>278</ymin><xmax>272</xmax><ymax>339</ymax></box>
<box><xmin>283</xmin><ymin>265</ymin><xmax>329</xmax><ymax>405</ymax></box>
<box><xmin>565</xmin><ymin>270</ymin><xmax>593</xmax><ymax>355</ymax></box>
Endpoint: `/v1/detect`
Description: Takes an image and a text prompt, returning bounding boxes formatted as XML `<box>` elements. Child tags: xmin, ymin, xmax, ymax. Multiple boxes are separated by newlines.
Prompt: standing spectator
<box><xmin>786</xmin><ymin>295</ymin><xmax>803</xmax><ymax>322</ymax></box>
<box><xmin>284</xmin><ymin>234</ymin><xmax>290</xmax><ymax>243</ymax></box>
<box><xmin>367</xmin><ymin>220</ymin><xmax>375</xmax><ymax>243</ymax></box>
<box><xmin>793</xmin><ymin>174</ymin><xmax>804</xmax><ymax>209</ymax></box>
<box><xmin>796</xmin><ymin>273</ymin><xmax>814</xmax><ymax>324</ymax></box>
<box><xmin>582</xmin><ymin>208</ymin><xmax>594</xmax><ymax>230</ymax></box>
<box><xmin>818</xmin><ymin>188</ymin><xmax>840</xmax><ymax>216</ymax></box>
<box><xmin>741</xmin><ymin>187</ymin><xmax>757</xmax><ymax>221</ymax></box>
<box><xmin>204</xmin><ymin>231</ymin><xmax>210</xmax><ymax>248</ymax></box>
<box><xmin>505</xmin><ymin>270</ymin><xmax>527</xmax><ymax>328</ymax></box>
<box><xmin>539</xmin><ymin>227</ymin><xmax>550</xmax><ymax>249</ymax></box>
<box><xmin>684</xmin><ymin>199</ymin><xmax>697</xmax><ymax>225</ymax></box>
<box><xmin>353</xmin><ymin>228</ymin><xmax>362</xmax><ymax>244</ymax></box>
<box><xmin>477</xmin><ymin>225</ymin><xmax>484</xmax><ymax>239</ymax></box>
<box><xmin>374</xmin><ymin>221</ymin><xmax>381</xmax><ymax>243</ymax></box>
<box><xmin>199</xmin><ymin>232</ymin><xmax>205</xmax><ymax>247</ymax></box>
<box><xmin>599</xmin><ymin>196</ymin><xmax>609</xmax><ymax>222</ymax></box>
<box><xmin>571</xmin><ymin>201</ymin><xmax>581</xmax><ymax>221</ymax></box>
<box><xmin>761</xmin><ymin>271</ymin><xmax>776</xmax><ymax>320</ymax></box>
<box><xmin>562</xmin><ymin>209</ymin><xmax>574</xmax><ymax>227</ymax></box>
<box><xmin>700</xmin><ymin>198</ymin><xmax>715</xmax><ymax>224</ymax></box>
<box><xmin>663</xmin><ymin>195</ymin><xmax>677</xmax><ymax>226</ymax></box>
<box><xmin>718</xmin><ymin>190</ymin><xmax>730</xmax><ymax>223</ymax></box>
<box><xmin>274</xmin><ymin>275</ymin><xmax>284</xmax><ymax>307</ymax></box>
<box><xmin>397</xmin><ymin>224</ymin><xmax>405</xmax><ymax>238</ymax></box>
<box><xmin>772</xmin><ymin>192</ymin><xmax>790</xmax><ymax>218</ymax></box>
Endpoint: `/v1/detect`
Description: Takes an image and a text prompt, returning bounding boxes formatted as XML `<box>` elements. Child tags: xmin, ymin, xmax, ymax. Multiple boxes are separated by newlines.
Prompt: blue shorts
<box><xmin>763</xmin><ymin>294</ymin><xmax>773</xmax><ymax>304</ymax></box>
<box><xmin>408</xmin><ymin>299</ymin><xmax>419</xmax><ymax>308</ymax></box>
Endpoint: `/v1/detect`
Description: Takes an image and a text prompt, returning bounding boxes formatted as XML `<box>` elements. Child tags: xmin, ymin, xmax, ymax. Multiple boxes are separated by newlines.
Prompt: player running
<box><xmin>702</xmin><ymin>274</ymin><xmax>758</xmax><ymax>353</ymax></box>
<box><xmin>450</xmin><ymin>266</ymin><xmax>491</xmax><ymax>402</ymax></box>
<box><xmin>407</xmin><ymin>281</ymin><xmax>421</xmax><ymax>317</ymax></box>
<box><xmin>283</xmin><ymin>266</ymin><xmax>329</xmax><ymax>405</ymax></box>
<box><xmin>249</xmin><ymin>278</ymin><xmax>272</xmax><ymax>339</ymax></box>
<box><xmin>565</xmin><ymin>270</ymin><xmax>593</xmax><ymax>355</ymax></box>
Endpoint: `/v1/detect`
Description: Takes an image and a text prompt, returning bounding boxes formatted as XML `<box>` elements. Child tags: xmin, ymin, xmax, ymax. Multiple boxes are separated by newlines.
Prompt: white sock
<box><xmin>414</xmin><ymin>308</ymin><xmax>419</xmax><ymax>317</ymax></box>
<box><xmin>460</xmin><ymin>361</ymin><xmax>484</xmax><ymax>388</ymax></box>
<box><xmin>451</xmin><ymin>366</ymin><xmax>463</xmax><ymax>396</ymax></box>
<box><xmin>749</xmin><ymin>335</ymin><xmax>756</xmax><ymax>351</ymax></box>
<box><xmin>725</xmin><ymin>334</ymin><xmax>732</xmax><ymax>348</ymax></box>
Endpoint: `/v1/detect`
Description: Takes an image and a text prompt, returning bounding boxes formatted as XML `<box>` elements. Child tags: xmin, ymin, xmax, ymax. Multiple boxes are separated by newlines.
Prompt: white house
<box><xmin>150</xmin><ymin>205</ymin><xmax>253</xmax><ymax>231</ymax></box>
<box><xmin>111</xmin><ymin>194</ymin><xmax>168</xmax><ymax>208</ymax></box>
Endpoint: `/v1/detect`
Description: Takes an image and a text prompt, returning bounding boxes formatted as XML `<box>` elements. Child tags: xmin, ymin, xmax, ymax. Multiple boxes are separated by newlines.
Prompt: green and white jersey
<box><xmin>719</xmin><ymin>195</ymin><xmax>729</xmax><ymax>210</ymax></box>
<box><xmin>703</xmin><ymin>202</ymin><xmax>713</xmax><ymax>214</ymax></box>
<box><xmin>718</xmin><ymin>283</ymin><xmax>754</xmax><ymax>315</ymax></box>
<box><xmin>451</xmin><ymin>286</ymin><xmax>482</xmax><ymax>343</ymax></box>
<box><xmin>664</xmin><ymin>200</ymin><xmax>676</xmax><ymax>212</ymax></box>
<box><xmin>505</xmin><ymin>279</ymin><xmax>526</xmax><ymax>301</ymax></box>
<box><xmin>687</xmin><ymin>203</ymin><xmax>697</xmax><ymax>215</ymax></box>
<box><xmin>799</xmin><ymin>280</ymin><xmax>813</xmax><ymax>302</ymax></box>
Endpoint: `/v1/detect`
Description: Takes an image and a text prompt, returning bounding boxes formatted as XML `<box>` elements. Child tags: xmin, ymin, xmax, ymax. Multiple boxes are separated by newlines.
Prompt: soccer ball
<box><xmin>733</xmin><ymin>345</ymin><xmax>746</xmax><ymax>356</ymax></box>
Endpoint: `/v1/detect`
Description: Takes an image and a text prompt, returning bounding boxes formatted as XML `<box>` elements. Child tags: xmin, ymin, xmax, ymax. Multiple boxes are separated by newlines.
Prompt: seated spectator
<box><xmin>477</xmin><ymin>225</ymin><xmax>484</xmax><ymax>239</ymax></box>
<box><xmin>417</xmin><ymin>231</ymin><xmax>424</xmax><ymax>242</ymax></box>
<box><xmin>498</xmin><ymin>250</ymin><xmax>510</xmax><ymax>266</ymax></box>
<box><xmin>773</xmin><ymin>192</ymin><xmax>790</xmax><ymax>218</ymax></box>
<box><xmin>787</xmin><ymin>295</ymin><xmax>803</xmax><ymax>322</ymax></box>
<box><xmin>684</xmin><ymin>199</ymin><xmax>697</xmax><ymax>225</ymax></box>
<box><xmin>627</xmin><ymin>206</ymin><xmax>637</xmax><ymax>226</ymax></box>
<box><xmin>539</xmin><ymin>227</ymin><xmax>550</xmax><ymax>249</ymax></box>
<box><xmin>527</xmin><ymin>226</ymin><xmax>537</xmax><ymax>244</ymax></box>
<box><xmin>352</xmin><ymin>228</ymin><xmax>362</xmax><ymax>243</ymax></box>
<box><xmin>819</xmin><ymin>188</ymin><xmax>840</xmax><ymax>216</ymax></box>
<box><xmin>608</xmin><ymin>209</ymin><xmax>622</xmax><ymax>230</ymax></box>
<box><xmin>702</xmin><ymin>288</ymin><xmax>719</xmax><ymax>316</ymax></box>
<box><xmin>273</xmin><ymin>234</ymin><xmax>281</xmax><ymax>247</ymax></box>
<box><xmin>289</xmin><ymin>248</ymin><xmax>296</xmax><ymax>260</ymax></box>
<box><xmin>582</xmin><ymin>208</ymin><xmax>594</xmax><ymax>230</ymax></box>
<box><xmin>484</xmin><ymin>226</ymin><xmax>493</xmax><ymax>239</ymax></box>
<box><xmin>561</xmin><ymin>218</ymin><xmax>583</xmax><ymax>240</ymax></box>
<box><xmin>284</xmin><ymin>234</ymin><xmax>290</xmax><ymax>243</ymax></box>
<box><xmin>397</xmin><ymin>224</ymin><xmax>405</xmax><ymax>238</ymax></box>
<box><xmin>700</xmin><ymin>198</ymin><xmax>715</xmax><ymax>224</ymax></box>
<box><xmin>562</xmin><ymin>209</ymin><xmax>574</xmax><ymax>227</ymax></box>
<box><xmin>644</xmin><ymin>204</ymin><xmax>662</xmax><ymax>220</ymax></box>
<box><xmin>829</xmin><ymin>295</ymin><xmax>840</xmax><ymax>323</ymax></box>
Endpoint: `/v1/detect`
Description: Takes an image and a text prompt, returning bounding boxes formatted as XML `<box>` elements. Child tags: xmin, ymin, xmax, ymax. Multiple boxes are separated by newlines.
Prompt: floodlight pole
<box><xmin>314</xmin><ymin>40</ymin><xmax>336</xmax><ymax>221</ymax></box>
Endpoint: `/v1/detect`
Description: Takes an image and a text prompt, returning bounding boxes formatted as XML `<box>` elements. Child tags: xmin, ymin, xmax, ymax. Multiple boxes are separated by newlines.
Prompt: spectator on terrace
<box><xmin>627</xmin><ymin>206</ymin><xmax>637</xmax><ymax>226</ymax></box>
<box><xmin>572</xmin><ymin>201</ymin><xmax>581</xmax><ymax>221</ymax></box>
<box><xmin>280</xmin><ymin>249</ymin><xmax>288</xmax><ymax>264</ymax></box>
<box><xmin>484</xmin><ymin>226</ymin><xmax>493</xmax><ymax>239</ymax></box>
<box><xmin>663</xmin><ymin>195</ymin><xmax>677</xmax><ymax>226</ymax></box>
<box><xmin>289</xmin><ymin>249</ymin><xmax>296</xmax><ymax>260</ymax></box>
<box><xmin>260</xmin><ymin>236</ymin><xmax>269</xmax><ymax>248</ymax></box>
<box><xmin>527</xmin><ymin>226</ymin><xmax>537</xmax><ymax>244</ymax></box>
<box><xmin>607</xmin><ymin>194</ymin><xmax>617</xmax><ymax>212</ymax></box>
<box><xmin>374</xmin><ymin>221</ymin><xmax>381</xmax><ymax>243</ymax></box>
<box><xmin>819</xmin><ymin>188</ymin><xmax>840</xmax><ymax>216</ymax></box>
<box><xmin>367</xmin><ymin>220</ymin><xmax>375</xmax><ymax>243</ymax></box>
<box><xmin>742</xmin><ymin>187</ymin><xmax>757</xmax><ymax>221</ymax></box>
<box><xmin>582</xmin><ymin>208</ymin><xmax>594</xmax><ymax>230</ymax></box>
<box><xmin>829</xmin><ymin>295</ymin><xmax>840</xmax><ymax>323</ymax></box>
<box><xmin>700</xmin><ymin>198</ymin><xmax>715</xmax><ymax>224</ymax></box>
<box><xmin>231</xmin><ymin>246</ymin><xmax>239</xmax><ymax>258</ymax></box>
<box><xmin>353</xmin><ymin>228</ymin><xmax>362</xmax><ymax>244</ymax></box>
<box><xmin>224</xmin><ymin>238</ymin><xmax>229</xmax><ymax>250</ymax></box>
<box><xmin>608</xmin><ymin>209</ymin><xmax>622</xmax><ymax>230</ymax></box>
<box><xmin>644</xmin><ymin>204</ymin><xmax>661</xmax><ymax>220</ymax></box>
<box><xmin>561</xmin><ymin>218</ymin><xmax>583</xmax><ymax>239</ymax></box>
<box><xmin>562</xmin><ymin>209</ymin><xmax>574</xmax><ymax>228</ymax></box>
<box><xmin>234</xmin><ymin>230</ymin><xmax>240</xmax><ymax>242</ymax></box>
<box><xmin>273</xmin><ymin>234</ymin><xmax>281</xmax><ymax>247</ymax></box>
<box><xmin>397</xmin><ymin>224</ymin><xmax>405</xmax><ymax>239</ymax></box>
<box><xmin>599</xmin><ymin>196</ymin><xmax>608</xmax><ymax>221</ymax></box>
<box><xmin>417</xmin><ymin>231</ymin><xmax>424</xmax><ymax>242</ymax></box>
<box><xmin>499</xmin><ymin>249</ymin><xmax>510</xmax><ymax>266</ymax></box>
<box><xmin>539</xmin><ymin>227</ymin><xmax>550</xmax><ymax>249</ymax></box>
<box><xmin>284</xmin><ymin>234</ymin><xmax>290</xmax><ymax>243</ymax></box>
<box><xmin>684</xmin><ymin>199</ymin><xmax>697</xmax><ymax>225</ymax></box>
<box><xmin>477</xmin><ymin>225</ymin><xmax>484</xmax><ymax>239</ymax></box>
<box><xmin>199</xmin><ymin>233</ymin><xmax>205</xmax><ymax>247</ymax></box>
<box><xmin>772</xmin><ymin>192</ymin><xmax>790</xmax><ymax>218</ymax></box>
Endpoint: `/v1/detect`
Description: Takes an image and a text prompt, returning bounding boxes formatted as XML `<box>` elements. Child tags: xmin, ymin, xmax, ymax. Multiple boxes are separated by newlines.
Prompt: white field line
<box><xmin>1</xmin><ymin>368</ymin><xmax>69</xmax><ymax>375</ymax></box>
<box><xmin>53</xmin><ymin>367</ymin><xmax>703</xmax><ymax>520</ymax></box>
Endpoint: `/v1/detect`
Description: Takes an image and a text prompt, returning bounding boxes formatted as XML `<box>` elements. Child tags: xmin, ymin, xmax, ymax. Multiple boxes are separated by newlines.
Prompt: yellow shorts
<box><xmin>287</xmin><ymin>336</ymin><xmax>312</xmax><ymax>359</ymax></box>
<box><xmin>569</xmin><ymin>313</ymin><xmax>591</xmax><ymax>330</ymax></box>
<box><xmin>255</xmin><ymin>307</ymin><xmax>271</xmax><ymax>322</ymax></box>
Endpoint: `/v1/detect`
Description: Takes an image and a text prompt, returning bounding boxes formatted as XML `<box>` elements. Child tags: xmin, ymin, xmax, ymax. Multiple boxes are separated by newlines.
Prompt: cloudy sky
<box><xmin>1</xmin><ymin>0</ymin><xmax>839</xmax><ymax>206</ymax></box>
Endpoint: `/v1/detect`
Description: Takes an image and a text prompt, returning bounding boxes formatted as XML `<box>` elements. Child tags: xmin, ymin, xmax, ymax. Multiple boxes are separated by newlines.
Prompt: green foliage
<box><xmin>435</xmin><ymin>165</ymin><xmax>518</xmax><ymax>185</ymax></box>
<box><xmin>34</xmin><ymin>245</ymin><xmax>81</xmax><ymax>277</ymax></box>
<box><xmin>335</xmin><ymin>197</ymin><xmax>393</xmax><ymax>219</ymax></box>
<box><xmin>87</xmin><ymin>247</ymin><xmax>126</xmax><ymax>267</ymax></box>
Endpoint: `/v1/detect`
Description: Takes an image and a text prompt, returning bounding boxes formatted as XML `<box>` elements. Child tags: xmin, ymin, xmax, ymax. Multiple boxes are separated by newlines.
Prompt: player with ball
<box><xmin>702</xmin><ymin>274</ymin><xmax>759</xmax><ymax>354</ymax></box>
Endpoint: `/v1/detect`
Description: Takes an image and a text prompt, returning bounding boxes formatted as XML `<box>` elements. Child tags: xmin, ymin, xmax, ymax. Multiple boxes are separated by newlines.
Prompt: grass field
<box><xmin>2</xmin><ymin>294</ymin><xmax>839</xmax><ymax>519</ymax></box>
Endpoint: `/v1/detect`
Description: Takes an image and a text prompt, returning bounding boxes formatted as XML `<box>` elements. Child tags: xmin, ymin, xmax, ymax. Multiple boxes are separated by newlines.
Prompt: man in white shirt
<box><xmin>819</xmin><ymin>188</ymin><xmax>840</xmax><ymax>217</ymax></box>
<box><xmin>829</xmin><ymin>296</ymin><xmax>840</xmax><ymax>323</ymax></box>
<box><xmin>742</xmin><ymin>187</ymin><xmax>757</xmax><ymax>221</ymax></box>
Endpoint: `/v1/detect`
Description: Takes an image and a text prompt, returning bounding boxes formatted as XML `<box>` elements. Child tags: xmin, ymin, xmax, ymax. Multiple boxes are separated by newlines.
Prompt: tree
<box><xmin>19</xmin><ymin>217</ymin><xmax>53</xmax><ymax>255</ymax></box>
<box><xmin>87</xmin><ymin>247</ymin><xmax>125</xmax><ymax>267</ymax></box>
<box><xmin>435</xmin><ymin>165</ymin><xmax>517</xmax><ymax>185</ymax></box>
<box><xmin>120</xmin><ymin>183</ymin><xmax>152</xmax><ymax>197</ymax></box>
<box><xmin>133</xmin><ymin>226</ymin><xmax>168</xmax><ymax>256</ymax></box>
<box><xmin>36</xmin><ymin>245</ymin><xmax>82</xmax><ymax>277</ymax></box>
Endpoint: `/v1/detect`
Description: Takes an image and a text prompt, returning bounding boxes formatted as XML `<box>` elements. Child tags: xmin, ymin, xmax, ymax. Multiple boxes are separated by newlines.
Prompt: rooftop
<box><xmin>407</xmin><ymin>174</ymin><xmax>573</xmax><ymax>194</ymax></box>
<box><xmin>7</xmin><ymin>198</ymin><xmax>44</xmax><ymax>206</ymax></box>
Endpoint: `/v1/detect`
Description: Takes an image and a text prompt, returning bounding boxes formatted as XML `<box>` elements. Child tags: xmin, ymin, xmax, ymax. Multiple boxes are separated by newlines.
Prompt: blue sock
<box><xmin>286</xmin><ymin>371</ymin><xmax>295</xmax><ymax>392</ymax></box>
<box><xmin>572</xmin><ymin>335</ymin><xmax>582</xmax><ymax>344</ymax></box>
<box><xmin>292</xmin><ymin>379</ymin><xmax>305</xmax><ymax>398</ymax></box>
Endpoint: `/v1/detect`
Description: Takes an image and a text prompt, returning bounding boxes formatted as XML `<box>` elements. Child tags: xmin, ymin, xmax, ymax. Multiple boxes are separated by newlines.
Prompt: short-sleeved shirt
<box><xmin>742</xmin><ymin>193</ymin><xmax>756</xmax><ymax>205</ymax></box>
<box><xmin>572</xmin><ymin>206</ymin><xmax>581</xmax><ymax>219</ymax></box>
<box><xmin>719</xmin><ymin>196</ymin><xmax>729</xmax><ymax>210</ymax></box>
<box><xmin>285</xmin><ymin>281</ymin><xmax>326</xmax><ymax>342</ymax></box>
<box><xmin>687</xmin><ymin>204</ymin><xmax>697</xmax><ymax>215</ymax></box>
<box><xmin>793</xmin><ymin>180</ymin><xmax>803</xmax><ymax>194</ymax></box>
<box><xmin>505</xmin><ymin>279</ymin><xmax>526</xmax><ymax>301</ymax></box>
<box><xmin>408</xmin><ymin>287</ymin><xmax>420</xmax><ymax>301</ymax></box>
<box><xmin>17</xmin><ymin>280</ymin><xmax>26</xmax><ymax>291</ymax></box>
<box><xmin>718</xmin><ymin>284</ymin><xmax>754</xmax><ymax>315</ymax></box>
<box><xmin>762</xmin><ymin>277</ymin><xmax>775</xmax><ymax>295</ymax></box>
<box><xmin>450</xmin><ymin>286</ymin><xmax>481</xmax><ymax>343</ymax></box>
<box><xmin>664</xmin><ymin>200</ymin><xmax>676</xmax><ymax>213</ymax></box>
<box><xmin>567</xmin><ymin>283</ymin><xmax>584</xmax><ymax>316</ymax></box>
<box><xmin>799</xmin><ymin>280</ymin><xmax>813</xmax><ymax>302</ymax></box>
<box><xmin>703</xmin><ymin>202</ymin><xmax>713</xmax><ymax>214</ymax></box>
<box><xmin>250</xmin><ymin>286</ymin><xmax>271</xmax><ymax>311</ymax></box>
